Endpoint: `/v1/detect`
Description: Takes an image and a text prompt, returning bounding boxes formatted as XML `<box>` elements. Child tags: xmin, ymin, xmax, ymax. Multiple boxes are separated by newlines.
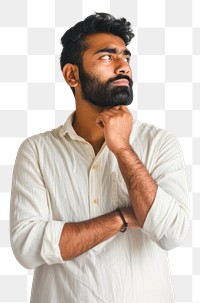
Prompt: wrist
<box><xmin>111</xmin><ymin>143</ymin><xmax>132</xmax><ymax>156</ymax></box>
<box><xmin>115</xmin><ymin>208</ymin><xmax>128</xmax><ymax>233</ymax></box>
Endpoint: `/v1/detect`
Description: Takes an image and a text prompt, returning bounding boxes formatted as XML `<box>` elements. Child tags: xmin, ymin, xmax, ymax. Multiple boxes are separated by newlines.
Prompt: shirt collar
<box><xmin>59</xmin><ymin>112</ymin><xmax>86</xmax><ymax>142</ymax></box>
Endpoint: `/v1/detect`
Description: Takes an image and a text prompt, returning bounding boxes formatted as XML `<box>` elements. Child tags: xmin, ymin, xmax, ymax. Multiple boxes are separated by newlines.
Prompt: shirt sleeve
<box><xmin>142</xmin><ymin>132</ymin><xmax>190</xmax><ymax>250</ymax></box>
<box><xmin>10</xmin><ymin>138</ymin><xmax>65</xmax><ymax>269</ymax></box>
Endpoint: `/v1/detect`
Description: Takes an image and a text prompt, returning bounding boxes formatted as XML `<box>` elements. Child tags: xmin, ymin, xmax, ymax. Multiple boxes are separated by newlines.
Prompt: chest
<box><xmin>39</xmin><ymin>140</ymin><xmax>130</xmax><ymax>222</ymax></box>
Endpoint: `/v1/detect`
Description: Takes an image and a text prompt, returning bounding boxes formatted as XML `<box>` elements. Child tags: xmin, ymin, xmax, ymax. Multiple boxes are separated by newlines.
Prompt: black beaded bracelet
<box><xmin>116</xmin><ymin>207</ymin><xmax>128</xmax><ymax>233</ymax></box>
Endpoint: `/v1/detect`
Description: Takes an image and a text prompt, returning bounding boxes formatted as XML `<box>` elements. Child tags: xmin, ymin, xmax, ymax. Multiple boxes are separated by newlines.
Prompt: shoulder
<box><xmin>131</xmin><ymin>119</ymin><xmax>182</xmax><ymax>157</ymax></box>
<box><xmin>132</xmin><ymin>119</ymin><xmax>180</xmax><ymax>143</ymax></box>
<box><xmin>133</xmin><ymin>120</ymin><xmax>168</xmax><ymax>138</ymax></box>
<box><xmin>17</xmin><ymin>125</ymin><xmax>63</xmax><ymax>155</ymax></box>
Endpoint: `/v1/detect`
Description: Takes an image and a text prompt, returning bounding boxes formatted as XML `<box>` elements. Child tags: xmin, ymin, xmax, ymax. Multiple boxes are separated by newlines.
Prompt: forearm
<box><xmin>59</xmin><ymin>210</ymin><xmax>124</xmax><ymax>261</ymax></box>
<box><xmin>115</xmin><ymin>145</ymin><xmax>157</xmax><ymax>227</ymax></box>
<box><xmin>97</xmin><ymin>106</ymin><xmax>189</xmax><ymax>245</ymax></box>
<box><xmin>96</xmin><ymin>106</ymin><xmax>157</xmax><ymax>227</ymax></box>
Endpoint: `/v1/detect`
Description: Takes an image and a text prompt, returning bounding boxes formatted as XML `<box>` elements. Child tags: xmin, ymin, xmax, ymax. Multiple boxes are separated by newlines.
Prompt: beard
<box><xmin>79</xmin><ymin>66</ymin><xmax>133</xmax><ymax>108</ymax></box>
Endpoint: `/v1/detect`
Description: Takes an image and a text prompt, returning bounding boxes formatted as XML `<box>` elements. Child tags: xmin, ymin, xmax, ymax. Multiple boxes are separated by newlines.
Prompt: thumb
<box><xmin>96</xmin><ymin>117</ymin><xmax>104</xmax><ymax>129</ymax></box>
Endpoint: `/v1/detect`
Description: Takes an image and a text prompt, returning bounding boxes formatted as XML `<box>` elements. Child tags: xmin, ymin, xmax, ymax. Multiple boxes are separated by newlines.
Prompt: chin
<box><xmin>112</xmin><ymin>98</ymin><xmax>133</xmax><ymax>107</ymax></box>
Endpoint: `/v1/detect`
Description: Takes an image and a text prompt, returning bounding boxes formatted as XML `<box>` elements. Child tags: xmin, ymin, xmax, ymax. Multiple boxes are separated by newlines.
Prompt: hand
<box><xmin>96</xmin><ymin>106</ymin><xmax>133</xmax><ymax>154</ymax></box>
<box><xmin>121</xmin><ymin>207</ymin><xmax>140</xmax><ymax>229</ymax></box>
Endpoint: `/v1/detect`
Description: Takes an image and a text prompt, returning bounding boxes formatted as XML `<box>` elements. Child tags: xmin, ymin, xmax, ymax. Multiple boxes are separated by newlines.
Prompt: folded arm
<box><xmin>10</xmin><ymin>139</ymin><xmax>139</xmax><ymax>268</ymax></box>
<box><xmin>59</xmin><ymin>206</ymin><xmax>138</xmax><ymax>261</ymax></box>
<box><xmin>97</xmin><ymin>106</ymin><xmax>190</xmax><ymax>250</ymax></box>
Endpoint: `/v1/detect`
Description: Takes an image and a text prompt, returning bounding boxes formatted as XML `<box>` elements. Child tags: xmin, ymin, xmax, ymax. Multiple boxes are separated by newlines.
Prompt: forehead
<box><xmin>83</xmin><ymin>33</ymin><xmax>127</xmax><ymax>53</ymax></box>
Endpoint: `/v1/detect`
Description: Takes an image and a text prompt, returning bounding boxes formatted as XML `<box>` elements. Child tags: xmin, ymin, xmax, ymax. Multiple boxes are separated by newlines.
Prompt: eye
<box><xmin>124</xmin><ymin>57</ymin><xmax>130</xmax><ymax>63</ymax></box>
<box><xmin>100</xmin><ymin>55</ymin><xmax>113</xmax><ymax>61</ymax></box>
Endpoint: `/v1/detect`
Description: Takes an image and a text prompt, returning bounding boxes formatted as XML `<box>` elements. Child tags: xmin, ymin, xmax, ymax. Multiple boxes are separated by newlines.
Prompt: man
<box><xmin>10</xmin><ymin>13</ymin><xmax>189</xmax><ymax>302</ymax></box>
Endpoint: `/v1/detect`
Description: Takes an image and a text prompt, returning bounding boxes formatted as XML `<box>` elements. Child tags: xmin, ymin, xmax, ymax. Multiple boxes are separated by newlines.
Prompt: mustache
<box><xmin>107</xmin><ymin>75</ymin><xmax>133</xmax><ymax>87</ymax></box>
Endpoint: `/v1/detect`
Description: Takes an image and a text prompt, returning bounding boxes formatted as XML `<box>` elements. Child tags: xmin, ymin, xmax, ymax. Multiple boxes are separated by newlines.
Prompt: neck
<box><xmin>73</xmin><ymin>101</ymin><xmax>105</xmax><ymax>154</ymax></box>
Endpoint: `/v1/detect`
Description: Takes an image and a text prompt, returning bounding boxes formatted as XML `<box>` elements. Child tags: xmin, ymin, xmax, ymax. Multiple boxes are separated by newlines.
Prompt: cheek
<box><xmin>92</xmin><ymin>69</ymin><xmax>112</xmax><ymax>83</ymax></box>
<box><xmin>82</xmin><ymin>59</ymin><xmax>114</xmax><ymax>82</ymax></box>
<box><xmin>96</xmin><ymin>65</ymin><xmax>115</xmax><ymax>80</ymax></box>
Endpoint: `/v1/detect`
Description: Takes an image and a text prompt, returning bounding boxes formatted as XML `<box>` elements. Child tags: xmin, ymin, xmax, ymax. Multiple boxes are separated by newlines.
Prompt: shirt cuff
<box><xmin>40</xmin><ymin>220</ymin><xmax>65</xmax><ymax>265</ymax></box>
<box><xmin>142</xmin><ymin>186</ymin><xmax>177</xmax><ymax>242</ymax></box>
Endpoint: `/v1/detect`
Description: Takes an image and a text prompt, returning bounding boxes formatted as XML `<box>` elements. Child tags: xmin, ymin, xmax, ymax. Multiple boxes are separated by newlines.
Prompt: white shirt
<box><xmin>10</xmin><ymin>113</ymin><xmax>189</xmax><ymax>303</ymax></box>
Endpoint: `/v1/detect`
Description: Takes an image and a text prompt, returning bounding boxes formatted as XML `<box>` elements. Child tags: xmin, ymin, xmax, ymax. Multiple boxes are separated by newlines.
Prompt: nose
<box><xmin>115</xmin><ymin>58</ymin><xmax>131</xmax><ymax>75</ymax></box>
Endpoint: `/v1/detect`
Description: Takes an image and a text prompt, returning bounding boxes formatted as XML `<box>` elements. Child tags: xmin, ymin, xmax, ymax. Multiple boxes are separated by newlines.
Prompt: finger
<box><xmin>112</xmin><ymin>105</ymin><xmax>122</xmax><ymax>110</ymax></box>
<box><xmin>96</xmin><ymin>117</ymin><xmax>105</xmax><ymax>129</ymax></box>
<box><xmin>120</xmin><ymin>105</ymin><xmax>130</xmax><ymax>113</ymax></box>
<box><xmin>100</xmin><ymin>110</ymin><xmax>116</xmax><ymax>117</ymax></box>
<box><xmin>96</xmin><ymin>115</ymin><xmax>111</xmax><ymax>128</ymax></box>
<box><xmin>105</xmin><ymin>106</ymin><xmax>131</xmax><ymax>116</ymax></box>
<box><xmin>102</xmin><ymin>108</ymin><xmax>124</xmax><ymax>116</ymax></box>
<box><xmin>98</xmin><ymin>110</ymin><xmax>122</xmax><ymax>122</ymax></box>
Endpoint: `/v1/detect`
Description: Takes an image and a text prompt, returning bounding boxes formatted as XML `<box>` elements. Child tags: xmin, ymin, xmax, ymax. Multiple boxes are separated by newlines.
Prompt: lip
<box><xmin>112</xmin><ymin>79</ymin><xmax>129</xmax><ymax>86</ymax></box>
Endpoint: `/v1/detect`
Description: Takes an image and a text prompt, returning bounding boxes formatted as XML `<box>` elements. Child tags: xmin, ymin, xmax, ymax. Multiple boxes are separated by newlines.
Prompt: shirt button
<box><xmin>92</xmin><ymin>164</ymin><xmax>98</xmax><ymax>170</ymax></box>
<box><xmin>92</xmin><ymin>199</ymin><xmax>97</xmax><ymax>204</ymax></box>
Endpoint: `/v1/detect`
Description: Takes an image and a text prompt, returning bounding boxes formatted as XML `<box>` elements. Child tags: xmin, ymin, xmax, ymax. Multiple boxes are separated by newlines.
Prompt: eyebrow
<box><xmin>94</xmin><ymin>47</ymin><xmax>131</xmax><ymax>57</ymax></box>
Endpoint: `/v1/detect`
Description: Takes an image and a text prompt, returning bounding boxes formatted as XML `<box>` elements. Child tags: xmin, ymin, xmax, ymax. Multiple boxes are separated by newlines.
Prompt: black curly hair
<box><xmin>60</xmin><ymin>12</ymin><xmax>134</xmax><ymax>69</ymax></box>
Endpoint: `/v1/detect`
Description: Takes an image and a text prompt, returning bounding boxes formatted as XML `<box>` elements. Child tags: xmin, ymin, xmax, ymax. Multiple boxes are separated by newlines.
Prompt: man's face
<box><xmin>79</xmin><ymin>33</ymin><xmax>133</xmax><ymax>108</ymax></box>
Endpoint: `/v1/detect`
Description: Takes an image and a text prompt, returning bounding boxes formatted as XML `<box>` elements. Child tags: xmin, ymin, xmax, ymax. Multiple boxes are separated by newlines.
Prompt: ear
<box><xmin>62</xmin><ymin>64</ymin><xmax>79</xmax><ymax>88</ymax></box>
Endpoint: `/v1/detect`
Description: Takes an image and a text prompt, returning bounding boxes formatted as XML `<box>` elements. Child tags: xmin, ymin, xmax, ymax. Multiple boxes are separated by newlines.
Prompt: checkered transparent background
<box><xmin>0</xmin><ymin>0</ymin><xmax>199</xmax><ymax>302</ymax></box>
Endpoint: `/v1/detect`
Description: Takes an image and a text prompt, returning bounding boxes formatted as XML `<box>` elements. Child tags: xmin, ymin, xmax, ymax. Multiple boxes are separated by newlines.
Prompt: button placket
<box><xmin>88</xmin><ymin>160</ymin><xmax>100</xmax><ymax>217</ymax></box>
